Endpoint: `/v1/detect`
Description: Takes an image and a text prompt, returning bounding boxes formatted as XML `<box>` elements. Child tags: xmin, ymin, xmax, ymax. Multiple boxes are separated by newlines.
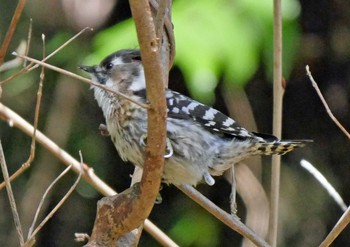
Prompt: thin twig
<box><xmin>269</xmin><ymin>0</ymin><xmax>284</xmax><ymax>245</ymax></box>
<box><xmin>25</xmin><ymin>34</ymin><xmax>45</xmax><ymax>164</ymax></box>
<box><xmin>0</xmin><ymin>0</ymin><xmax>27</xmax><ymax>65</ymax></box>
<box><xmin>23</xmin><ymin>18</ymin><xmax>33</xmax><ymax>67</ymax></box>
<box><xmin>0</xmin><ymin>140</ymin><xmax>25</xmax><ymax>246</ymax></box>
<box><xmin>26</xmin><ymin>161</ymin><xmax>82</xmax><ymax>244</ymax></box>
<box><xmin>306</xmin><ymin>65</ymin><xmax>350</xmax><ymax>140</ymax></box>
<box><xmin>0</xmin><ymin>103</ymin><xmax>178</xmax><ymax>247</ymax></box>
<box><xmin>0</xmin><ymin>27</ymin><xmax>93</xmax><ymax>86</ymax></box>
<box><xmin>27</xmin><ymin>164</ymin><xmax>73</xmax><ymax>239</ymax></box>
<box><xmin>26</xmin><ymin>27</ymin><xmax>94</xmax><ymax>72</ymax></box>
<box><xmin>11</xmin><ymin>53</ymin><xmax>150</xmax><ymax>109</ymax></box>
<box><xmin>0</xmin><ymin>163</ymin><xmax>30</xmax><ymax>190</ymax></box>
<box><xmin>305</xmin><ymin>65</ymin><xmax>350</xmax><ymax>246</ymax></box>
<box><xmin>300</xmin><ymin>160</ymin><xmax>347</xmax><ymax>212</ymax></box>
<box><xmin>319</xmin><ymin>207</ymin><xmax>350</xmax><ymax>247</ymax></box>
<box><xmin>0</xmin><ymin>34</ymin><xmax>46</xmax><ymax>191</ymax></box>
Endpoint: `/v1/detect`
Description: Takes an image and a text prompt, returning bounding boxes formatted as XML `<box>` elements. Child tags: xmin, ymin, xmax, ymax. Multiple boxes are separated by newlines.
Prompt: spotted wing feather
<box><xmin>166</xmin><ymin>90</ymin><xmax>254</xmax><ymax>139</ymax></box>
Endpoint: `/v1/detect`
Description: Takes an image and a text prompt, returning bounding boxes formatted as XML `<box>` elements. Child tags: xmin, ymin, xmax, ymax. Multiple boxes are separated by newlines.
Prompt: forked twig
<box><xmin>26</xmin><ymin>160</ymin><xmax>82</xmax><ymax>245</ymax></box>
<box><xmin>306</xmin><ymin>65</ymin><xmax>350</xmax><ymax>139</ymax></box>
<box><xmin>0</xmin><ymin>27</ymin><xmax>93</xmax><ymax>86</ymax></box>
<box><xmin>0</xmin><ymin>140</ymin><xmax>25</xmax><ymax>246</ymax></box>
<box><xmin>306</xmin><ymin>65</ymin><xmax>350</xmax><ymax>247</ymax></box>
<box><xmin>0</xmin><ymin>103</ymin><xmax>178</xmax><ymax>247</ymax></box>
<box><xmin>0</xmin><ymin>34</ymin><xmax>46</xmax><ymax>191</ymax></box>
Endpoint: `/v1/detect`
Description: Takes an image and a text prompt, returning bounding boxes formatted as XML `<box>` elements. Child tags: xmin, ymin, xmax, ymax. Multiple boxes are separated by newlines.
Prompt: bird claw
<box><xmin>139</xmin><ymin>135</ymin><xmax>173</xmax><ymax>159</ymax></box>
<box><xmin>203</xmin><ymin>172</ymin><xmax>215</xmax><ymax>186</ymax></box>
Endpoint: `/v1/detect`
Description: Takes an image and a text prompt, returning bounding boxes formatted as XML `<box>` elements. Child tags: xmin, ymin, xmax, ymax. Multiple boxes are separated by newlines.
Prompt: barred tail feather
<box><xmin>254</xmin><ymin>140</ymin><xmax>312</xmax><ymax>156</ymax></box>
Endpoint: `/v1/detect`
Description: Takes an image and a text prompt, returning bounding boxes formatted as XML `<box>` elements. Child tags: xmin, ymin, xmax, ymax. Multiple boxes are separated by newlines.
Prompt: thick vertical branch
<box><xmin>85</xmin><ymin>1</ymin><xmax>170</xmax><ymax>246</ymax></box>
<box><xmin>268</xmin><ymin>0</ymin><xmax>284</xmax><ymax>246</ymax></box>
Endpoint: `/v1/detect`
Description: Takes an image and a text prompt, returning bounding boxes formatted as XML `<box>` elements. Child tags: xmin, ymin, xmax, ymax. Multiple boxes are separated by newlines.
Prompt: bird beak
<box><xmin>78</xmin><ymin>65</ymin><xmax>95</xmax><ymax>73</ymax></box>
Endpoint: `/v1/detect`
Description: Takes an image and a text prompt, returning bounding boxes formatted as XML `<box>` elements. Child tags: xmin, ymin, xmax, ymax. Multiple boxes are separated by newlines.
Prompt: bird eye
<box><xmin>104</xmin><ymin>62</ymin><xmax>113</xmax><ymax>70</ymax></box>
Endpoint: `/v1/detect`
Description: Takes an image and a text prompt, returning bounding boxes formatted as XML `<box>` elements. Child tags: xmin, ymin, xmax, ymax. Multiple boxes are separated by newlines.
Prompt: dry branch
<box><xmin>269</xmin><ymin>0</ymin><xmax>284</xmax><ymax>246</ymax></box>
<box><xmin>85</xmin><ymin>0</ymin><xmax>169</xmax><ymax>244</ymax></box>
<box><xmin>0</xmin><ymin>0</ymin><xmax>27</xmax><ymax>65</ymax></box>
<box><xmin>0</xmin><ymin>141</ymin><xmax>25</xmax><ymax>246</ymax></box>
<box><xmin>0</xmin><ymin>103</ymin><xmax>178</xmax><ymax>247</ymax></box>
<box><xmin>306</xmin><ymin>66</ymin><xmax>350</xmax><ymax>247</ymax></box>
<box><xmin>178</xmin><ymin>185</ymin><xmax>270</xmax><ymax>247</ymax></box>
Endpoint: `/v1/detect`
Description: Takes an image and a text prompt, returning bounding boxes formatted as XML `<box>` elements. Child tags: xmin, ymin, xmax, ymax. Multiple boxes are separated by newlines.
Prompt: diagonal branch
<box><xmin>0</xmin><ymin>0</ymin><xmax>27</xmax><ymax>65</ymax></box>
<box><xmin>0</xmin><ymin>141</ymin><xmax>25</xmax><ymax>246</ymax></box>
<box><xmin>0</xmin><ymin>103</ymin><xmax>178</xmax><ymax>247</ymax></box>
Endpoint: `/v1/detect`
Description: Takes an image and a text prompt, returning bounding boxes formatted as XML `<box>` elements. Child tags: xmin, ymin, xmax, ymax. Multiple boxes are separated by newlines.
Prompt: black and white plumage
<box><xmin>80</xmin><ymin>49</ymin><xmax>309</xmax><ymax>186</ymax></box>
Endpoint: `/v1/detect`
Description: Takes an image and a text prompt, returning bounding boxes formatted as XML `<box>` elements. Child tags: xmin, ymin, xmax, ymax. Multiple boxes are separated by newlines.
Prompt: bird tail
<box><xmin>253</xmin><ymin>139</ymin><xmax>312</xmax><ymax>156</ymax></box>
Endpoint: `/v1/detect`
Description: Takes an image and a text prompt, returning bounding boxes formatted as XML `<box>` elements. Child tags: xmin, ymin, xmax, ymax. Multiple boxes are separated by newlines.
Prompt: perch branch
<box><xmin>178</xmin><ymin>185</ymin><xmax>270</xmax><ymax>247</ymax></box>
<box><xmin>85</xmin><ymin>0</ymin><xmax>168</xmax><ymax>244</ymax></box>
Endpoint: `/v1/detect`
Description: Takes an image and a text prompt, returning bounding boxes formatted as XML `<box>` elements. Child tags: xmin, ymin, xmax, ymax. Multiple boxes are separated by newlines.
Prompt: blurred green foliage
<box><xmin>87</xmin><ymin>0</ymin><xmax>300</xmax><ymax>104</ymax></box>
<box><xmin>169</xmin><ymin>209</ymin><xmax>220</xmax><ymax>246</ymax></box>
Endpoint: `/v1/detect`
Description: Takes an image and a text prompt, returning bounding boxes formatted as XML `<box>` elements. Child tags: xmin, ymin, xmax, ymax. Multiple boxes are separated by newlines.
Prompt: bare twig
<box><xmin>305</xmin><ymin>66</ymin><xmax>350</xmax><ymax>246</ymax></box>
<box><xmin>26</xmin><ymin>34</ymin><xmax>45</xmax><ymax>164</ymax></box>
<box><xmin>300</xmin><ymin>160</ymin><xmax>346</xmax><ymax>212</ymax></box>
<box><xmin>0</xmin><ymin>40</ymin><xmax>27</xmax><ymax>72</ymax></box>
<box><xmin>0</xmin><ymin>103</ymin><xmax>178</xmax><ymax>247</ymax></box>
<box><xmin>26</xmin><ymin>27</ymin><xmax>93</xmax><ymax>72</ymax></box>
<box><xmin>177</xmin><ymin>185</ymin><xmax>270</xmax><ymax>247</ymax></box>
<box><xmin>0</xmin><ymin>27</ymin><xmax>93</xmax><ymax>86</ymax></box>
<box><xmin>27</xmin><ymin>164</ymin><xmax>73</xmax><ymax>240</ymax></box>
<box><xmin>0</xmin><ymin>163</ymin><xmax>30</xmax><ymax>190</ymax></box>
<box><xmin>11</xmin><ymin>53</ymin><xmax>149</xmax><ymax>109</ymax></box>
<box><xmin>0</xmin><ymin>34</ymin><xmax>45</xmax><ymax>191</ymax></box>
<box><xmin>0</xmin><ymin>0</ymin><xmax>27</xmax><ymax>65</ymax></box>
<box><xmin>0</xmin><ymin>140</ymin><xmax>25</xmax><ymax>246</ymax></box>
<box><xmin>23</xmin><ymin>18</ymin><xmax>33</xmax><ymax>67</ymax></box>
<box><xmin>306</xmin><ymin>65</ymin><xmax>350</xmax><ymax>139</ymax></box>
<box><xmin>26</xmin><ymin>160</ymin><xmax>82</xmax><ymax>244</ymax></box>
<box><xmin>319</xmin><ymin>207</ymin><xmax>350</xmax><ymax>247</ymax></box>
<box><xmin>269</xmin><ymin>0</ymin><xmax>284</xmax><ymax>246</ymax></box>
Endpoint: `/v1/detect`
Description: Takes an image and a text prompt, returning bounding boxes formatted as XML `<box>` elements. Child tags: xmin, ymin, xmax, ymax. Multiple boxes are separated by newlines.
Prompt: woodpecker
<box><xmin>80</xmin><ymin>49</ymin><xmax>309</xmax><ymax>186</ymax></box>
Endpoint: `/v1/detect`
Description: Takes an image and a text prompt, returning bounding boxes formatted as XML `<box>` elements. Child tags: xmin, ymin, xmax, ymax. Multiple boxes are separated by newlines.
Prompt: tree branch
<box><xmin>85</xmin><ymin>1</ymin><xmax>169</xmax><ymax>244</ymax></box>
<box><xmin>0</xmin><ymin>0</ymin><xmax>27</xmax><ymax>65</ymax></box>
<box><xmin>0</xmin><ymin>103</ymin><xmax>178</xmax><ymax>247</ymax></box>
<box><xmin>269</xmin><ymin>0</ymin><xmax>284</xmax><ymax>245</ymax></box>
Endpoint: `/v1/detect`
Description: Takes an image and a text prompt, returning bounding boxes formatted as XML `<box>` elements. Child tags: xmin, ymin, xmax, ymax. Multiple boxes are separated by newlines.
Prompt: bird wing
<box><xmin>165</xmin><ymin>90</ymin><xmax>255</xmax><ymax>139</ymax></box>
